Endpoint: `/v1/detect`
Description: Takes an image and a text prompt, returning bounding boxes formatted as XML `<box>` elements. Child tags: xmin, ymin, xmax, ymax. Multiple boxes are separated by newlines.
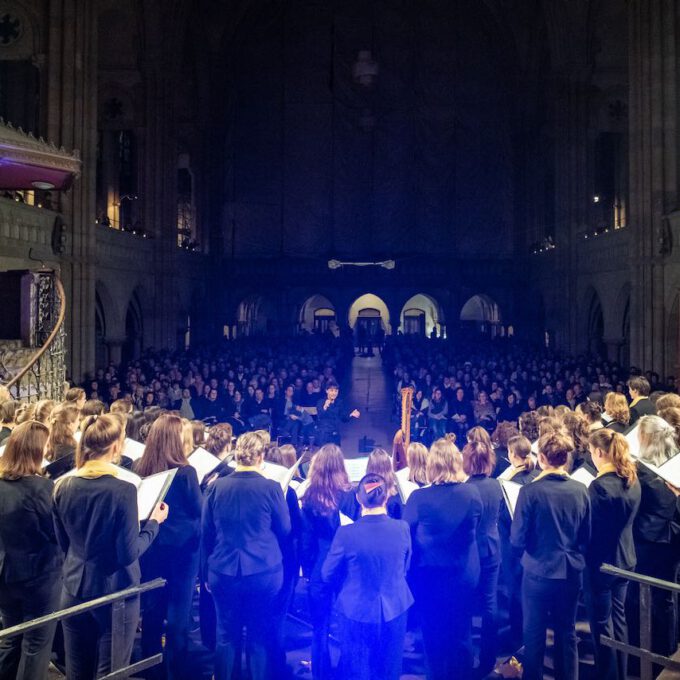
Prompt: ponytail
<box><xmin>77</xmin><ymin>414</ymin><xmax>124</xmax><ymax>468</ymax></box>
<box><xmin>589</xmin><ymin>429</ymin><xmax>637</xmax><ymax>488</ymax></box>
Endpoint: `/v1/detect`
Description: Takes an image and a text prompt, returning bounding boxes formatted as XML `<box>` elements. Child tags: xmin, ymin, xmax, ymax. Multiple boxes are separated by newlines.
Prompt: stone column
<box><xmin>45</xmin><ymin>0</ymin><xmax>98</xmax><ymax>382</ymax></box>
<box><xmin>628</xmin><ymin>0</ymin><xmax>678</xmax><ymax>373</ymax></box>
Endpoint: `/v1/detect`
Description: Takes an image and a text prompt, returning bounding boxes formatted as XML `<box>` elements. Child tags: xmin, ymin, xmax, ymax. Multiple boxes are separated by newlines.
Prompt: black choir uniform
<box><xmin>300</xmin><ymin>489</ymin><xmax>358</xmax><ymax>680</ymax></box>
<box><xmin>0</xmin><ymin>474</ymin><xmax>62</xmax><ymax>680</ymax></box>
<box><xmin>44</xmin><ymin>442</ymin><xmax>76</xmax><ymax>479</ymax></box>
<box><xmin>466</xmin><ymin>473</ymin><xmax>503</xmax><ymax>676</ymax></box>
<box><xmin>136</xmin><ymin>464</ymin><xmax>202</xmax><ymax>680</ymax></box>
<box><xmin>627</xmin><ymin>462</ymin><xmax>680</xmax><ymax>657</ymax></box>
<box><xmin>322</xmin><ymin>514</ymin><xmax>414</xmax><ymax>680</ymax></box>
<box><xmin>498</xmin><ymin>465</ymin><xmax>538</xmax><ymax>649</ymax></box>
<box><xmin>510</xmin><ymin>470</ymin><xmax>591</xmax><ymax>680</ymax></box>
<box><xmin>586</xmin><ymin>465</ymin><xmax>640</xmax><ymax>680</ymax></box>
<box><xmin>201</xmin><ymin>469</ymin><xmax>291</xmax><ymax>680</ymax></box>
<box><xmin>52</xmin><ymin>463</ymin><xmax>160</xmax><ymax>680</ymax></box>
<box><xmin>628</xmin><ymin>397</ymin><xmax>656</xmax><ymax>426</ymax></box>
<box><xmin>403</xmin><ymin>481</ymin><xmax>482</xmax><ymax>680</ymax></box>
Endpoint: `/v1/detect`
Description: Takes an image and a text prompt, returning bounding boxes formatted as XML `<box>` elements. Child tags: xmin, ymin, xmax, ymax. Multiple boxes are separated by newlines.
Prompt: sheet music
<box><xmin>395</xmin><ymin>468</ymin><xmax>421</xmax><ymax>504</ymax></box>
<box><xmin>339</xmin><ymin>512</ymin><xmax>354</xmax><ymax>526</ymax></box>
<box><xmin>639</xmin><ymin>453</ymin><xmax>680</xmax><ymax>488</ymax></box>
<box><xmin>498</xmin><ymin>465</ymin><xmax>516</xmax><ymax>481</ymax></box>
<box><xmin>625</xmin><ymin>425</ymin><xmax>640</xmax><ymax>459</ymax></box>
<box><xmin>500</xmin><ymin>480</ymin><xmax>522</xmax><ymax>518</ymax></box>
<box><xmin>344</xmin><ymin>457</ymin><xmax>369</xmax><ymax>482</ymax></box>
<box><xmin>136</xmin><ymin>468</ymin><xmax>177</xmax><ymax>521</ymax></box>
<box><xmin>123</xmin><ymin>438</ymin><xmax>145</xmax><ymax>461</ymax></box>
<box><xmin>571</xmin><ymin>467</ymin><xmax>595</xmax><ymax>487</ymax></box>
<box><xmin>531</xmin><ymin>439</ymin><xmax>539</xmax><ymax>454</ymax></box>
<box><xmin>188</xmin><ymin>447</ymin><xmax>222</xmax><ymax>483</ymax></box>
<box><xmin>0</xmin><ymin>444</ymin><xmax>5</xmax><ymax>458</ymax></box>
<box><xmin>294</xmin><ymin>477</ymin><xmax>311</xmax><ymax>500</ymax></box>
<box><xmin>261</xmin><ymin>457</ymin><xmax>303</xmax><ymax>492</ymax></box>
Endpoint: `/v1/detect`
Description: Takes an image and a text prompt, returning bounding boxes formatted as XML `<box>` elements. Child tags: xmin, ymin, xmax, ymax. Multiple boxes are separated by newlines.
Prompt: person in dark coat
<box><xmin>586</xmin><ymin>429</ymin><xmax>641</xmax><ymax>680</ymax></box>
<box><xmin>300</xmin><ymin>444</ymin><xmax>358</xmax><ymax>680</ymax></box>
<box><xmin>498</xmin><ymin>435</ymin><xmax>538</xmax><ymax>650</ymax></box>
<box><xmin>511</xmin><ymin>432</ymin><xmax>591</xmax><ymax>680</ymax></box>
<box><xmin>322</xmin><ymin>473</ymin><xmax>413</xmax><ymax>680</ymax></box>
<box><xmin>628</xmin><ymin>376</ymin><xmax>656</xmax><ymax>426</ymax></box>
<box><xmin>134</xmin><ymin>414</ymin><xmax>202</xmax><ymax>680</ymax></box>
<box><xmin>403</xmin><ymin>438</ymin><xmax>482</xmax><ymax>680</ymax></box>
<box><xmin>627</xmin><ymin>415</ymin><xmax>680</xmax><ymax>659</ymax></box>
<box><xmin>0</xmin><ymin>421</ymin><xmax>62</xmax><ymax>680</ymax></box>
<box><xmin>315</xmin><ymin>382</ymin><xmax>360</xmax><ymax>446</ymax></box>
<box><xmin>462</xmin><ymin>441</ymin><xmax>503</xmax><ymax>677</ymax></box>
<box><xmin>52</xmin><ymin>414</ymin><xmax>168</xmax><ymax>680</ymax></box>
<box><xmin>201</xmin><ymin>431</ymin><xmax>291</xmax><ymax>680</ymax></box>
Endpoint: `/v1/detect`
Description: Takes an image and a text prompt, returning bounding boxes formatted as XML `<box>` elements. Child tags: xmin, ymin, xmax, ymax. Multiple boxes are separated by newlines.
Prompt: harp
<box><xmin>392</xmin><ymin>387</ymin><xmax>414</xmax><ymax>471</ymax></box>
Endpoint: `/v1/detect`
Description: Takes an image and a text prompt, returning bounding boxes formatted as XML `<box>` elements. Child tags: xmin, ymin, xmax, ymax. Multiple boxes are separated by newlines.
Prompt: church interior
<box><xmin>1</xmin><ymin>1</ymin><xmax>680</xmax><ymax>680</ymax></box>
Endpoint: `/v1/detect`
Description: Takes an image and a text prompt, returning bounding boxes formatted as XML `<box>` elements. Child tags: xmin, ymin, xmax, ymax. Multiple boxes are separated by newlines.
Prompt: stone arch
<box><xmin>460</xmin><ymin>293</ymin><xmax>502</xmax><ymax>336</ymax></box>
<box><xmin>299</xmin><ymin>294</ymin><xmax>337</xmax><ymax>335</ymax></box>
<box><xmin>348</xmin><ymin>293</ymin><xmax>391</xmax><ymax>335</ymax></box>
<box><xmin>583</xmin><ymin>286</ymin><xmax>605</xmax><ymax>356</ymax></box>
<box><xmin>400</xmin><ymin>293</ymin><xmax>444</xmax><ymax>337</ymax></box>
<box><xmin>236</xmin><ymin>293</ymin><xmax>276</xmax><ymax>337</ymax></box>
<box><xmin>122</xmin><ymin>288</ymin><xmax>145</xmax><ymax>364</ymax></box>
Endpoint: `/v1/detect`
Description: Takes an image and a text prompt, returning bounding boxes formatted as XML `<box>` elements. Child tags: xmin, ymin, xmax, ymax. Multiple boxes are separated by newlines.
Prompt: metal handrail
<box><xmin>0</xmin><ymin>578</ymin><xmax>166</xmax><ymax>680</ymax></box>
<box><xmin>599</xmin><ymin>563</ymin><xmax>680</xmax><ymax>680</ymax></box>
<box><xmin>5</xmin><ymin>271</ymin><xmax>66</xmax><ymax>392</ymax></box>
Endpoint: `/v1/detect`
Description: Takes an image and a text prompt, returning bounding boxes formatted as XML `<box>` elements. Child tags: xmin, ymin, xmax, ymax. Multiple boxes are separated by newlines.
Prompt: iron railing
<box><xmin>4</xmin><ymin>268</ymin><xmax>66</xmax><ymax>402</ymax></box>
<box><xmin>599</xmin><ymin>563</ymin><xmax>680</xmax><ymax>680</ymax></box>
<box><xmin>0</xmin><ymin>578</ymin><xmax>165</xmax><ymax>680</ymax></box>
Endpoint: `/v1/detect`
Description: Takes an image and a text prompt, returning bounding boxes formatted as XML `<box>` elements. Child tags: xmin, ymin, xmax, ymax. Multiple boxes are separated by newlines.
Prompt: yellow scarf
<box><xmin>75</xmin><ymin>460</ymin><xmax>119</xmax><ymax>479</ymax></box>
<box><xmin>533</xmin><ymin>468</ymin><xmax>570</xmax><ymax>482</ymax></box>
<box><xmin>507</xmin><ymin>464</ymin><xmax>527</xmax><ymax>481</ymax></box>
<box><xmin>596</xmin><ymin>462</ymin><xmax>617</xmax><ymax>478</ymax></box>
<box><xmin>630</xmin><ymin>396</ymin><xmax>644</xmax><ymax>408</ymax></box>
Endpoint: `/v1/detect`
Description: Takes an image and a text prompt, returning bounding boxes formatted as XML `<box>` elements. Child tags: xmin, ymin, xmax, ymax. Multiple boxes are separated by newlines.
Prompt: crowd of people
<box><xmin>0</xmin><ymin>334</ymin><xmax>680</xmax><ymax>680</ymax></box>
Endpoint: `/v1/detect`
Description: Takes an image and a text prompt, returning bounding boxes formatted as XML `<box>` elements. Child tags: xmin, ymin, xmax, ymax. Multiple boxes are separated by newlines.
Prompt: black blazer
<box><xmin>137</xmin><ymin>464</ymin><xmax>202</xmax><ymax>552</ymax></box>
<box><xmin>202</xmin><ymin>470</ymin><xmax>291</xmax><ymax>578</ymax></box>
<box><xmin>321</xmin><ymin>515</ymin><xmax>414</xmax><ymax>623</ymax></box>
<box><xmin>587</xmin><ymin>471</ymin><xmax>640</xmax><ymax>573</ymax></box>
<box><xmin>52</xmin><ymin>475</ymin><xmax>159</xmax><ymax>598</ymax></box>
<box><xmin>498</xmin><ymin>467</ymin><xmax>539</xmax><ymax>537</ymax></box>
<box><xmin>0</xmin><ymin>476</ymin><xmax>61</xmax><ymax>584</ymax></box>
<box><xmin>629</xmin><ymin>397</ymin><xmax>656</xmax><ymax>426</ymax></box>
<box><xmin>634</xmin><ymin>462</ymin><xmax>680</xmax><ymax>544</ymax></box>
<box><xmin>604</xmin><ymin>420</ymin><xmax>628</xmax><ymax>435</ymax></box>
<box><xmin>300</xmin><ymin>489</ymin><xmax>358</xmax><ymax>583</ymax></box>
<box><xmin>511</xmin><ymin>472</ymin><xmax>591</xmax><ymax>579</ymax></box>
<box><xmin>44</xmin><ymin>444</ymin><xmax>77</xmax><ymax>479</ymax></box>
<box><xmin>466</xmin><ymin>474</ymin><xmax>503</xmax><ymax>562</ymax></box>
<box><xmin>403</xmin><ymin>482</ymin><xmax>482</xmax><ymax>587</ymax></box>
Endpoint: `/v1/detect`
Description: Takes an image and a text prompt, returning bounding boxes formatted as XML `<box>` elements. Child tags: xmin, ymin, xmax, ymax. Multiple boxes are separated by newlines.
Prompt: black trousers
<box><xmin>476</xmin><ymin>555</ymin><xmax>500</xmax><ymax>675</ymax></box>
<box><xmin>338</xmin><ymin>611</ymin><xmax>408</xmax><ymax>680</ymax></box>
<box><xmin>0</xmin><ymin>572</ymin><xmax>61</xmax><ymax>680</ymax></box>
<box><xmin>61</xmin><ymin>589</ymin><xmax>140</xmax><ymax>680</ymax></box>
<box><xmin>415</xmin><ymin>566</ymin><xmax>476</xmax><ymax>680</ymax></box>
<box><xmin>140</xmin><ymin>546</ymin><xmax>199</xmax><ymax>680</ymax></box>
<box><xmin>307</xmin><ymin>579</ymin><xmax>333</xmax><ymax>680</ymax></box>
<box><xmin>585</xmin><ymin>569</ymin><xmax>629</xmax><ymax>680</ymax></box>
<box><xmin>209</xmin><ymin>567</ymin><xmax>283</xmax><ymax>680</ymax></box>
<box><xmin>521</xmin><ymin>570</ymin><xmax>581</xmax><ymax>680</ymax></box>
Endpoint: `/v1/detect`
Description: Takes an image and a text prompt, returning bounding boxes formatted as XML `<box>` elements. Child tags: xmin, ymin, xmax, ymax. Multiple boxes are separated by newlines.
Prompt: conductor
<box><xmin>315</xmin><ymin>382</ymin><xmax>360</xmax><ymax>446</ymax></box>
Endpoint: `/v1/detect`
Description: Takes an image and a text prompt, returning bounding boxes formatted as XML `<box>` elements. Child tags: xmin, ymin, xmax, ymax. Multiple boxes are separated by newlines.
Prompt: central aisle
<box><xmin>339</xmin><ymin>353</ymin><xmax>395</xmax><ymax>456</ymax></box>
